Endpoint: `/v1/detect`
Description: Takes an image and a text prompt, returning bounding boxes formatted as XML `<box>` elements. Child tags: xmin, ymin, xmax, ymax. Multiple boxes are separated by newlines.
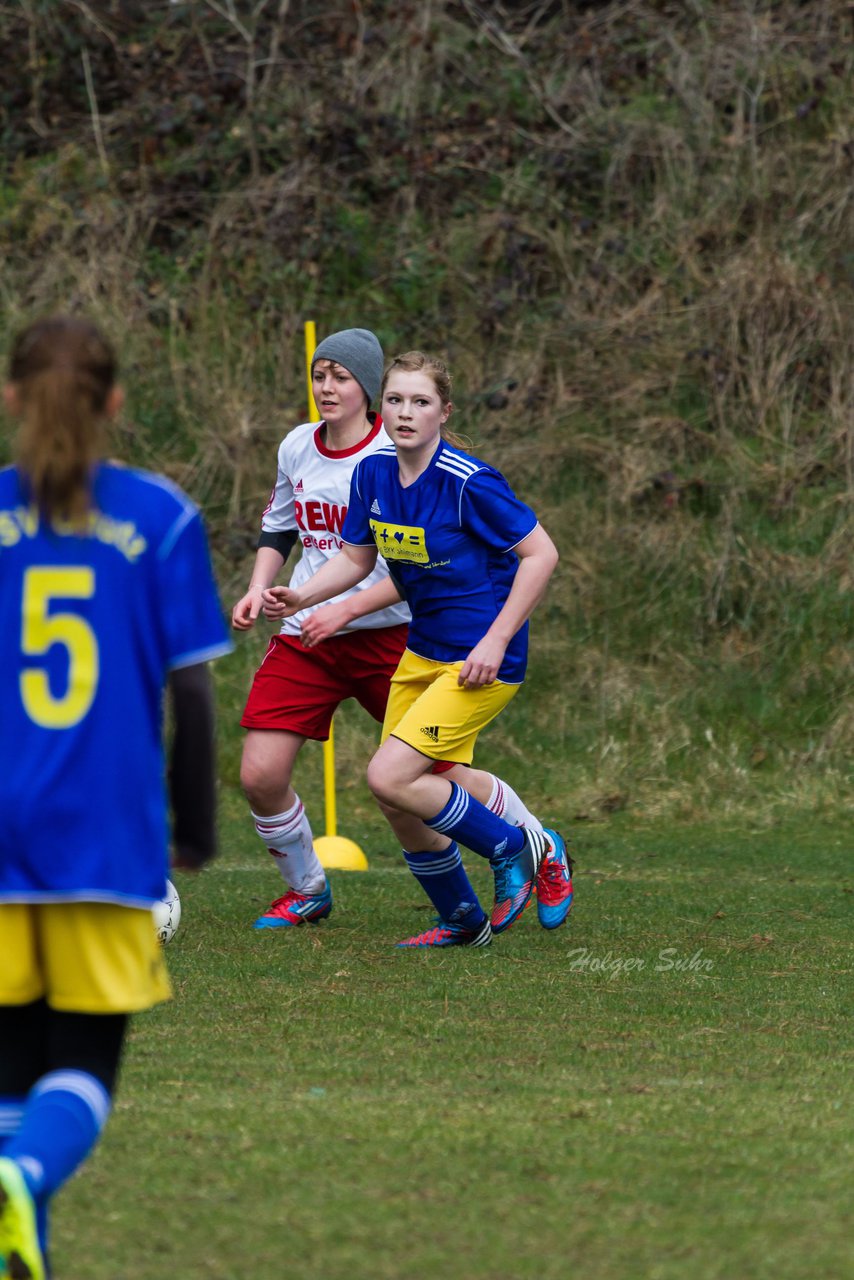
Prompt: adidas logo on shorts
<box><xmin>371</xmin><ymin>498</ymin><xmax>382</xmax><ymax>514</ymax></box>
<box><xmin>420</xmin><ymin>725</ymin><xmax>440</xmax><ymax>743</ymax></box>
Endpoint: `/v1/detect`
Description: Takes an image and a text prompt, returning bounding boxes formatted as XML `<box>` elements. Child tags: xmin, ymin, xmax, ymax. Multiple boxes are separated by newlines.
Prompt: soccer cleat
<box><xmin>0</xmin><ymin>1157</ymin><xmax>46</xmax><ymax>1280</ymax></box>
<box><xmin>536</xmin><ymin>828</ymin><xmax>574</xmax><ymax>929</ymax></box>
<box><xmin>253</xmin><ymin>883</ymin><xmax>332</xmax><ymax>929</ymax></box>
<box><xmin>490</xmin><ymin>828</ymin><xmax>549</xmax><ymax>934</ymax></box>
<box><xmin>396</xmin><ymin>914</ymin><xmax>493</xmax><ymax>948</ymax></box>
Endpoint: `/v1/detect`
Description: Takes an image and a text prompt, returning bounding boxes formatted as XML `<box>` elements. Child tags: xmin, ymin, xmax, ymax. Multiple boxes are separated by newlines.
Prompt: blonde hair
<box><xmin>381</xmin><ymin>350</ymin><xmax>469</xmax><ymax>450</ymax></box>
<box><xmin>8</xmin><ymin>315</ymin><xmax>116</xmax><ymax>525</ymax></box>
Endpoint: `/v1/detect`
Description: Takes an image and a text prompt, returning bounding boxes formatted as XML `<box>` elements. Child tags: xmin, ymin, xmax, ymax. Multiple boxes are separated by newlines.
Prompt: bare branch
<box><xmin>81</xmin><ymin>45</ymin><xmax>110</xmax><ymax>178</ymax></box>
<box><xmin>458</xmin><ymin>0</ymin><xmax>584</xmax><ymax>142</ymax></box>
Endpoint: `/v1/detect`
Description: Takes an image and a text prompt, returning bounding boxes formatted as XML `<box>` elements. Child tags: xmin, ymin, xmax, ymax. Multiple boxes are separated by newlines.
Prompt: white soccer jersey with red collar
<box><xmin>261</xmin><ymin>416</ymin><xmax>411</xmax><ymax>636</ymax></box>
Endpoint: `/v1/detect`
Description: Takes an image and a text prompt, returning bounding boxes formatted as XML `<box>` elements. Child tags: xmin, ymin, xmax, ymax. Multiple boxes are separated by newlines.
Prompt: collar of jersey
<box><xmin>396</xmin><ymin>436</ymin><xmax>449</xmax><ymax>490</ymax></box>
<box><xmin>313</xmin><ymin>412</ymin><xmax>383</xmax><ymax>459</ymax></box>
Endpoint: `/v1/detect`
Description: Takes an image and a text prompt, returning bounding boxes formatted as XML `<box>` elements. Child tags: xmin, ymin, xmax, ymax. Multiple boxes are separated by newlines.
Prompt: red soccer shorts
<box><xmin>241</xmin><ymin>627</ymin><xmax>455</xmax><ymax>773</ymax></box>
<box><xmin>241</xmin><ymin>625</ymin><xmax>409</xmax><ymax>740</ymax></box>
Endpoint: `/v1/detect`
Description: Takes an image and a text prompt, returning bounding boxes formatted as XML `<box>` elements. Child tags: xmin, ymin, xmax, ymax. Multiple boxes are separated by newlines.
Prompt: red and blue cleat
<box><xmin>536</xmin><ymin>829</ymin><xmax>574</xmax><ymax>929</ymax></box>
<box><xmin>396</xmin><ymin>914</ymin><xmax>493</xmax><ymax>948</ymax></box>
<box><xmin>253</xmin><ymin>884</ymin><xmax>333</xmax><ymax>929</ymax></box>
<box><xmin>490</xmin><ymin>828</ymin><xmax>549</xmax><ymax>934</ymax></box>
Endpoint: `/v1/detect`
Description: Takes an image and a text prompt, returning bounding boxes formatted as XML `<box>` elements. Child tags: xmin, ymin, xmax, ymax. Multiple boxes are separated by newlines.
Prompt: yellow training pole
<box><xmin>304</xmin><ymin>320</ymin><xmax>319</xmax><ymax>419</ymax></box>
<box><xmin>303</xmin><ymin>321</ymin><xmax>368</xmax><ymax>871</ymax></box>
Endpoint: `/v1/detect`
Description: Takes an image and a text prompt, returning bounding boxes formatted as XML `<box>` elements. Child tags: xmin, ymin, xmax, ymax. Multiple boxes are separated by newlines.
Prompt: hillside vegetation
<box><xmin>1</xmin><ymin>0</ymin><xmax>851</xmax><ymax>822</ymax></box>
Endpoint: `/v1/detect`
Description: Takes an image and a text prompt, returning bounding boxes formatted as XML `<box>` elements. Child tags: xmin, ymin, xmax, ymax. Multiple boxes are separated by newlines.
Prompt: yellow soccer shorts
<box><xmin>381</xmin><ymin>648</ymin><xmax>521</xmax><ymax>765</ymax></box>
<box><xmin>0</xmin><ymin>901</ymin><xmax>172</xmax><ymax>1014</ymax></box>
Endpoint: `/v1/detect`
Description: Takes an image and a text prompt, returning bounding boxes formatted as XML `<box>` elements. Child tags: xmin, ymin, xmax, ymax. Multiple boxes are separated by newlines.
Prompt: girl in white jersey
<box><xmin>232</xmin><ymin>329</ymin><xmax>565</xmax><ymax>934</ymax></box>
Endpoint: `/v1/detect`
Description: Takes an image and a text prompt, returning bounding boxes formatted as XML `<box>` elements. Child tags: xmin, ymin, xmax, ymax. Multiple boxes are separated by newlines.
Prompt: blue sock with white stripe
<box><xmin>6</xmin><ymin>1070</ymin><xmax>111</xmax><ymax>1200</ymax></box>
<box><xmin>402</xmin><ymin>844</ymin><xmax>487</xmax><ymax>926</ymax></box>
<box><xmin>426</xmin><ymin>783</ymin><xmax>525</xmax><ymax>862</ymax></box>
<box><xmin>0</xmin><ymin>1096</ymin><xmax>25</xmax><ymax>1155</ymax></box>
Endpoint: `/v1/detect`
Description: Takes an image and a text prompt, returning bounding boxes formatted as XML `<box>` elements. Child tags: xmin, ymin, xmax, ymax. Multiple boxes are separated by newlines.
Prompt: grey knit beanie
<box><xmin>311</xmin><ymin>328</ymin><xmax>384</xmax><ymax>406</ymax></box>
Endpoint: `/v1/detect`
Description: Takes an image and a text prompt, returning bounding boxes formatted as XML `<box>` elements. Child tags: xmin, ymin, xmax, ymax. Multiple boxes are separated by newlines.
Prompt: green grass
<box><xmin>2</xmin><ymin>5</ymin><xmax>851</xmax><ymax>1273</ymax></box>
<box><xmin>54</xmin><ymin>817</ymin><xmax>853</xmax><ymax>1280</ymax></box>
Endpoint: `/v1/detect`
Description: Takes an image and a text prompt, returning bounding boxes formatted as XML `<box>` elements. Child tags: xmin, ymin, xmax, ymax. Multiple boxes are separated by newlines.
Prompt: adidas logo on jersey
<box><xmin>293</xmin><ymin>478</ymin><xmax>304</xmax><ymax>494</ymax></box>
<box><xmin>420</xmin><ymin>725</ymin><xmax>440</xmax><ymax>743</ymax></box>
<box><xmin>371</xmin><ymin>498</ymin><xmax>381</xmax><ymax>515</ymax></box>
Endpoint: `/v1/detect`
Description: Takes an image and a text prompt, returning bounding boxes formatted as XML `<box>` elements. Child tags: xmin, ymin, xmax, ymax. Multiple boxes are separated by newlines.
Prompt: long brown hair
<box><xmin>381</xmin><ymin>351</ymin><xmax>470</xmax><ymax>450</ymax></box>
<box><xmin>8</xmin><ymin>315</ymin><xmax>117</xmax><ymax>525</ymax></box>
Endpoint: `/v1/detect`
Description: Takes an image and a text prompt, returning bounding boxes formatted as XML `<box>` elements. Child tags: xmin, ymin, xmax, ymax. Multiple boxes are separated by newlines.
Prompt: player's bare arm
<box><xmin>262</xmin><ymin>542</ymin><xmax>378</xmax><ymax>620</ymax></box>
<box><xmin>299</xmin><ymin>575</ymin><xmax>403</xmax><ymax>648</ymax></box>
<box><xmin>231</xmin><ymin>545</ymin><xmax>286</xmax><ymax>630</ymax></box>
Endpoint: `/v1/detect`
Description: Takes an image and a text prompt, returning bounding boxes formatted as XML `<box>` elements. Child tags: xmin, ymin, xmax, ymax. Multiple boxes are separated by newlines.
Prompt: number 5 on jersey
<box><xmin>20</xmin><ymin>566</ymin><xmax>99</xmax><ymax>728</ymax></box>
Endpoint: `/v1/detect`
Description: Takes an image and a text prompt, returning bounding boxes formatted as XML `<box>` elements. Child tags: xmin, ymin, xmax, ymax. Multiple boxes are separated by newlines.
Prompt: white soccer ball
<box><xmin>153</xmin><ymin>878</ymin><xmax>181</xmax><ymax>945</ymax></box>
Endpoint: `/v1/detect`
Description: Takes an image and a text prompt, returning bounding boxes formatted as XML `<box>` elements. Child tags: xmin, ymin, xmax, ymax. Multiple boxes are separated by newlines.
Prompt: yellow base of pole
<box><xmin>313</xmin><ymin>835</ymin><xmax>369</xmax><ymax>871</ymax></box>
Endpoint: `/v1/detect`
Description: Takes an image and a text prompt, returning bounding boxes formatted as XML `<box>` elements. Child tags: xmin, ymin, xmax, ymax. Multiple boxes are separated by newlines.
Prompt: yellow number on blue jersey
<box><xmin>20</xmin><ymin>566</ymin><xmax>99</xmax><ymax>729</ymax></box>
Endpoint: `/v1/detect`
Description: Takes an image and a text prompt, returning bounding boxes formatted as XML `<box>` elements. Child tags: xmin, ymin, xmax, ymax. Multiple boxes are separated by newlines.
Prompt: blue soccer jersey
<box><xmin>342</xmin><ymin>442</ymin><xmax>538</xmax><ymax>683</ymax></box>
<box><xmin>0</xmin><ymin>462</ymin><xmax>232</xmax><ymax>907</ymax></box>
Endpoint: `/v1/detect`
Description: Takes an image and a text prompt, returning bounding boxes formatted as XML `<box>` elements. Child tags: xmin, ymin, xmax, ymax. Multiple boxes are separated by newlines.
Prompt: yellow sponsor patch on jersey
<box><xmin>370</xmin><ymin>519</ymin><xmax>429</xmax><ymax>564</ymax></box>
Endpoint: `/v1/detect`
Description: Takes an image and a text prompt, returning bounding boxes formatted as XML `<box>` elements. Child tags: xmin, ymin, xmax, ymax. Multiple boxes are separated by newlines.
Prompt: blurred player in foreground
<box><xmin>0</xmin><ymin>315</ymin><xmax>232</xmax><ymax>1278</ymax></box>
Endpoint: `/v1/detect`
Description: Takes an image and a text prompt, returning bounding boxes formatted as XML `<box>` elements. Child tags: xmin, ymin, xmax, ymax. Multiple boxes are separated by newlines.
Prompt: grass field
<box><xmin>54</xmin><ymin>812</ymin><xmax>852</xmax><ymax>1280</ymax></box>
<box><xmin>2</xmin><ymin>4</ymin><xmax>851</xmax><ymax>1276</ymax></box>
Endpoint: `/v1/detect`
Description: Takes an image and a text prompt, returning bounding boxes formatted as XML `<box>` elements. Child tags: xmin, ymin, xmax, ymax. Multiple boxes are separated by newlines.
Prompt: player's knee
<box><xmin>239</xmin><ymin>758</ymin><xmax>263</xmax><ymax>805</ymax></box>
<box><xmin>366</xmin><ymin>756</ymin><xmax>398</xmax><ymax>806</ymax></box>
<box><xmin>240</xmin><ymin>759</ymin><xmax>284</xmax><ymax>811</ymax></box>
<box><xmin>241</xmin><ymin>757</ymin><xmax>262</xmax><ymax>798</ymax></box>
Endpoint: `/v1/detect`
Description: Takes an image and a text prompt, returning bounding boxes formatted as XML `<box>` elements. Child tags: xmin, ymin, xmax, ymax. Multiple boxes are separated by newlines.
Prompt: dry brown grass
<box><xmin>1</xmin><ymin>0</ymin><xmax>851</xmax><ymax>817</ymax></box>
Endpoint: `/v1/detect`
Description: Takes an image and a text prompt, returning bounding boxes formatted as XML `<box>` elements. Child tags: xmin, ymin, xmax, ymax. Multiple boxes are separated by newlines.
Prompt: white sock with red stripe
<box><xmin>484</xmin><ymin>775</ymin><xmax>545</xmax><ymax>836</ymax></box>
<box><xmin>252</xmin><ymin>798</ymin><xmax>327</xmax><ymax>895</ymax></box>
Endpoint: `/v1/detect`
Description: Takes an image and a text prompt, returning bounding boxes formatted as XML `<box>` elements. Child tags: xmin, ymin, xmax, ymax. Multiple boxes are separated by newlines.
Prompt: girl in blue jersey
<box><xmin>232</xmin><ymin>329</ymin><xmax>570</xmax><ymax>937</ymax></box>
<box><xmin>263</xmin><ymin>351</ymin><xmax>570</xmax><ymax>947</ymax></box>
<box><xmin>0</xmin><ymin>316</ymin><xmax>231</xmax><ymax>1278</ymax></box>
